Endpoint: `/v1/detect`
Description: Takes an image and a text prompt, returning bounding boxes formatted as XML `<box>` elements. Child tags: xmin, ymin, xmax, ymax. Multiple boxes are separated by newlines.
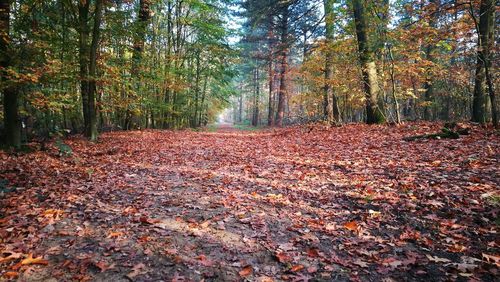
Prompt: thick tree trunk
<box><xmin>352</xmin><ymin>0</ymin><xmax>385</xmax><ymax>124</ymax></box>
<box><xmin>132</xmin><ymin>0</ymin><xmax>151</xmax><ymax>75</ymax></box>
<box><xmin>78</xmin><ymin>1</ymin><xmax>91</xmax><ymax>137</ymax></box>
<box><xmin>87</xmin><ymin>0</ymin><xmax>103</xmax><ymax>141</ymax></box>
<box><xmin>1</xmin><ymin>0</ymin><xmax>20</xmax><ymax>149</ymax></box>
<box><xmin>323</xmin><ymin>0</ymin><xmax>341</xmax><ymax>124</ymax></box>
<box><xmin>275</xmin><ymin>6</ymin><xmax>289</xmax><ymax>127</ymax></box>
<box><xmin>472</xmin><ymin>0</ymin><xmax>497</xmax><ymax>126</ymax></box>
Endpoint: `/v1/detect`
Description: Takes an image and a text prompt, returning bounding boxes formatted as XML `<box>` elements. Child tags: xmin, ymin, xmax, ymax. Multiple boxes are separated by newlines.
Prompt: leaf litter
<box><xmin>0</xmin><ymin>122</ymin><xmax>498</xmax><ymax>281</ymax></box>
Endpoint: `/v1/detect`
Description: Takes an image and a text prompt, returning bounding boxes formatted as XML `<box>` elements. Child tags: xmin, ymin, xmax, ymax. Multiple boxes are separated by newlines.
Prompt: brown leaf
<box><xmin>0</xmin><ymin>252</ymin><xmax>23</xmax><ymax>264</ymax></box>
<box><xmin>126</xmin><ymin>263</ymin><xmax>146</xmax><ymax>280</ymax></box>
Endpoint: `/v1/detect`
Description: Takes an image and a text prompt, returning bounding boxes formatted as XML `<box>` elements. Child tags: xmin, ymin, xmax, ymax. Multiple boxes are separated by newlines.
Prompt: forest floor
<box><xmin>0</xmin><ymin>122</ymin><xmax>499</xmax><ymax>281</ymax></box>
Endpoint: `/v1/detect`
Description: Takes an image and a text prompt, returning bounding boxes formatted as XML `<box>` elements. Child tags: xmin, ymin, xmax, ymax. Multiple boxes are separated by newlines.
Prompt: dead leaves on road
<box><xmin>0</xmin><ymin>122</ymin><xmax>499</xmax><ymax>280</ymax></box>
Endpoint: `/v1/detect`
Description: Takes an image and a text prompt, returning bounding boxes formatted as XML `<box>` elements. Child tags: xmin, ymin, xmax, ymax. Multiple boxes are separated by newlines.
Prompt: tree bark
<box><xmin>323</xmin><ymin>0</ymin><xmax>341</xmax><ymax>124</ymax></box>
<box><xmin>132</xmin><ymin>0</ymin><xmax>151</xmax><ymax>75</ymax></box>
<box><xmin>275</xmin><ymin>6</ymin><xmax>289</xmax><ymax>127</ymax></box>
<box><xmin>0</xmin><ymin>0</ymin><xmax>20</xmax><ymax>149</ymax></box>
<box><xmin>78</xmin><ymin>0</ymin><xmax>91</xmax><ymax>137</ymax></box>
<box><xmin>87</xmin><ymin>0</ymin><xmax>103</xmax><ymax>141</ymax></box>
<box><xmin>352</xmin><ymin>0</ymin><xmax>385</xmax><ymax>124</ymax></box>
<box><xmin>422</xmin><ymin>0</ymin><xmax>439</xmax><ymax>120</ymax></box>
<box><xmin>472</xmin><ymin>0</ymin><xmax>497</xmax><ymax>127</ymax></box>
<box><xmin>267</xmin><ymin>16</ymin><xmax>275</xmax><ymax>127</ymax></box>
<box><xmin>252</xmin><ymin>67</ymin><xmax>260</xmax><ymax>126</ymax></box>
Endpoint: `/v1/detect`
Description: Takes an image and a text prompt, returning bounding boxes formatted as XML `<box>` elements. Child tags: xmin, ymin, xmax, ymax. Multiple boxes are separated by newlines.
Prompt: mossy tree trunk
<box><xmin>352</xmin><ymin>0</ymin><xmax>385</xmax><ymax>124</ymax></box>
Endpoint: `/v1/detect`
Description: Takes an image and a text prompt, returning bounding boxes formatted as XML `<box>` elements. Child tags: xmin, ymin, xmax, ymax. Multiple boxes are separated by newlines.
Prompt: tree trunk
<box><xmin>388</xmin><ymin>45</ymin><xmax>401</xmax><ymax>124</ymax></box>
<box><xmin>252</xmin><ymin>67</ymin><xmax>260</xmax><ymax>127</ymax></box>
<box><xmin>422</xmin><ymin>0</ymin><xmax>439</xmax><ymax>120</ymax></box>
<box><xmin>86</xmin><ymin>0</ymin><xmax>103</xmax><ymax>141</ymax></box>
<box><xmin>78</xmin><ymin>0</ymin><xmax>91</xmax><ymax>137</ymax></box>
<box><xmin>275</xmin><ymin>6</ymin><xmax>289</xmax><ymax>127</ymax></box>
<box><xmin>352</xmin><ymin>0</ymin><xmax>385</xmax><ymax>124</ymax></box>
<box><xmin>323</xmin><ymin>0</ymin><xmax>341</xmax><ymax>124</ymax></box>
<box><xmin>193</xmin><ymin>53</ymin><xmax>201</xmax><ymax>127</ymax></box>
<box><xmin>1</xmin><ymin>0</ymin><xmax>20</xmax><ymax>149</ymax></box>
<box><xmin>267</xmin><ymin>18</ymin><xmax>275</xmax><ymax>127</ymax></box>
<box><xmin>472</xmin><ymin>0</ymin><xmax>497</xmax><ymax>126</ymax></box>
<box><xmin>132</xmin><ymin>0</ymin><xmax>151</xmax><ymax>75</ymax></box>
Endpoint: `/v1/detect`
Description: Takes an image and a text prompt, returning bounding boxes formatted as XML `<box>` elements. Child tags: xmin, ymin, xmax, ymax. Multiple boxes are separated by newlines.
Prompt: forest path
<box><xmin>1</xmin><ymin>123</ymin><xmax>499</xmax><ymax>281</ymax></box>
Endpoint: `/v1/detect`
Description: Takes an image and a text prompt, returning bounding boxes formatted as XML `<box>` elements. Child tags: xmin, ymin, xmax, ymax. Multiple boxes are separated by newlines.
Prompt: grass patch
<box><xmin>233</xmin><ymin>123</ymin><xmax>265</xmax><ymax>131</ymax></box>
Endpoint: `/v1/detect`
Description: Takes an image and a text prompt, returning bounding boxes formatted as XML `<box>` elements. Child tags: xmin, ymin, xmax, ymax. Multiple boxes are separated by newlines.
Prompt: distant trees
<box><xmin>0</xmin><ymin>0</ymin><xmax>236</xmax><ymax>146</ymax></box>
<box><xmin>235</xmin><ymin>0</ymin><xmax>498</xmax><ymax>127</ymax></box>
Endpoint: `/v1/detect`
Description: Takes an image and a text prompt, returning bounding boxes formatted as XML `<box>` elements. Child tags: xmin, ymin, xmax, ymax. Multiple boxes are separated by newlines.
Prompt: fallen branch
<box><xmin>403</xmin><ymin>123</ymin><xmax>470</xmax><ymax>141</ymax></box>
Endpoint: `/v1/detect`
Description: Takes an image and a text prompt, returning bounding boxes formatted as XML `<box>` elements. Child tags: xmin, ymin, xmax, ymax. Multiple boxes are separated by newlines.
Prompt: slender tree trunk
<box><xmin>163</xmin><ymin>0</ymin><xmax>172</xmax><ymax>128</ymax></box>
<box><xmin>198</xmin><ymin>76</ymin><xmax>207</xmax><ymax>127</ymax></box>
<box><xmin>388</xmin><ymin>45</ymin><xmax>401</xmax><ymax>124</ymax></box>
<box><xmin>352</xmin><ymin>0</ymin><xmax>385</xmax><ymax>124</ymax></box>
<box><xmin>267</xmin><ymin>58</ymin><xmax>274</xmax><ymax>126</ymax></box>
<box><xmin>1</xmin><ymin>0</ymin><xmax>20</xmax><ymax>149</ymax></box>
<box><xmin>422</xmin><ymin>0</ymin><xmax>439</xmax><ymax>120</ymax></box>
<box><xmin>275</xmin><ymin>6</ymin><xmax>289</xmax><ymax>127</ymax></box>
<box><xmin>267</xmin><ymin>17</ymin><xmax>275</xmax><ymax>127</ymax></box>
<box><xmin>252</xmin><ymin>67</ymin><xmax>260</xmax><ymax>126</ymax></box>
<box><xmin>193</xmin><ymin>53</ymin><xmax>201</xmax><ymax>127</ymax></box>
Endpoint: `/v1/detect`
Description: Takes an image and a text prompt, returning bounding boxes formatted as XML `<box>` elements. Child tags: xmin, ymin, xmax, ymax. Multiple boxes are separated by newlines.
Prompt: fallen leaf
<box><xmin>239</xmin><ymin>266</ymin><xmax>253</xmax><ymax>277</ymax></box>
<box><xmin>3</xmin><ymin>272</ymin><xmax>18</xmax><ymax>278</ymax></box>
<box><xmin>426</xmin><ymin>254</ymin><xmax>451</xmax><ymax>263</ymax></box>
<box><xmin>107</xmin><ymin>231</ymin><xmax>124</xmax><ymax>238</ymax></box>
<box><xmin>276</xmin><ymin>252</ymin><xmax>291</xmax><ymax>263</ymax></box>
<box><xmin>344</xmin><ymin>221</ymin><xmax>358</xmax><ymax>231</ymax></box>
<box><xmin>482</xmin><ymin>253</ymin><xmax>500</xmax><ymax>267</ymax></box>
<box><xmin>0</xmin><ymin>252</ymin><xmax>23</xmax><ymax>264</ymax></box>
<box><xmin>21</xmin><ymin>254</ymin><xmax>49</xmax><ymax>266</ymax></box>
<box><xmin>126</xmin><ymin>263</ymin><xmax>146</xmax><ymax>279</ymax></box>
<box><xmin>290</xmin><ymin>264</ymin><xmax>304</xmax><ymax>272</ymax></box>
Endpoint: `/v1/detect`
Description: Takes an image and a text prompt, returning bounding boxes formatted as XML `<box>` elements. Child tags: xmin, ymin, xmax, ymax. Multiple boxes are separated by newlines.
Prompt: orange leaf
<box><xmin>344</xmin><ymin>221</ymin><xmax>358</xmax><ymax>231</ymax></box>
<box><xmin>107</xmin><ymin>231</ymin><xmax>124</xmax><ymax>238</ymax></box>
<box><xmin>239</xmin><ymin>266</ymin><xmax>253</xmax><ymax>277</ymax></box>
<box><xmin>21</xmin><ymin>254</ymin><xmax>48</xmax><ymax>266</ymax></box>
<box><xmin>291</xmin><ymin>264</ymin><xmax>304</xmax><ymax>272</ymax></box>
<box><xmin>276</xmin><ymin>252</ymin><xmax>291</xmax><ymax>263</ymax></box>
<box><xmin>3</xmin><ymin>272</ymin><xmax>18</xmax><ymax>278</ymax></box>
